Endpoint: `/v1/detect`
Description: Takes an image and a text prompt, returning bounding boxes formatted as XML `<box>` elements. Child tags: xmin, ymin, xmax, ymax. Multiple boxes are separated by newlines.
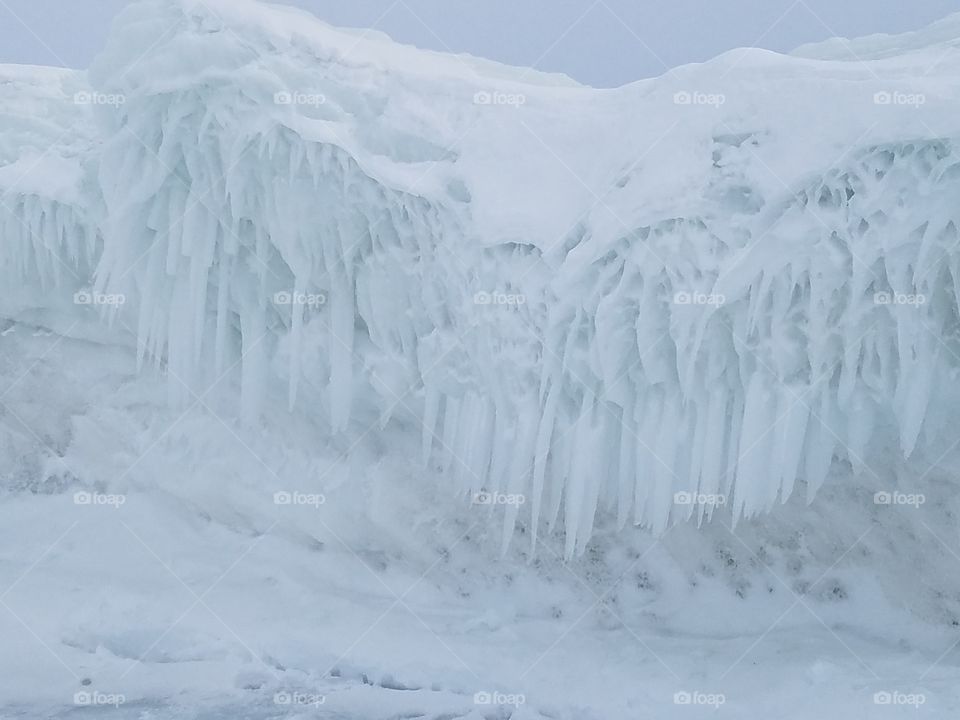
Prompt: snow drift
<box><xmin>4</xmin><ymin>0</ymin><xmax>960</xmax><ymax>557</ymax></box>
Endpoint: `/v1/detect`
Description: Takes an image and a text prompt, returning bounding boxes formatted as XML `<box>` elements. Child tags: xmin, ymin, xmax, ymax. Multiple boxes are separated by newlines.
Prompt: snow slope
<box><xmin>4</xmin><ymin>3</ymin><xmax>960</xmax><ymax>717</ymax></box>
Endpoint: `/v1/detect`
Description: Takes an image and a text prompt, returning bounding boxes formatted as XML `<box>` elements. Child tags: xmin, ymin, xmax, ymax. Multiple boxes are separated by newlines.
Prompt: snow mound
<box><xmin>5</xmin><ymin>0</ymin><xmax>960</xmax><ymax>556</ymax></box>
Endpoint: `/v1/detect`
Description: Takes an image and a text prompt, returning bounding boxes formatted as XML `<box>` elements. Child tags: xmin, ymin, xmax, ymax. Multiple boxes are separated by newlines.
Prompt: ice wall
<box><xmin>5</xmin><ymin>0</ymin><xmax>960</xmax><ymax>556</ymax></box>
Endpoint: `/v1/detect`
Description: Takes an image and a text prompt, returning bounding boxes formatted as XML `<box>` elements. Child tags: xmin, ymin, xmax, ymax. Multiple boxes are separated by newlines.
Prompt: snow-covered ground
<box><xmin>4</xmin><ymin>0</ymin><xmax>960</xmax><ymax>717</ymax></box>
<box><xmin>3</xmin><ymin>323</ymin><xmax>960</xmax><ymax>719</ymax></box>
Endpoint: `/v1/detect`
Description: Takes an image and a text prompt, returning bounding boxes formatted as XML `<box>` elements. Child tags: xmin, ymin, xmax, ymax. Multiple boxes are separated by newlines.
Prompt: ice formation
<box><xmin>0</xmin><ymin>66</ymin><xmax>100</xmax><ymax>318</ymax></box>
<box><xmin>4</xmin><ymin>0</ymin><xmax>960</xmax><ymax>556</ymax></box>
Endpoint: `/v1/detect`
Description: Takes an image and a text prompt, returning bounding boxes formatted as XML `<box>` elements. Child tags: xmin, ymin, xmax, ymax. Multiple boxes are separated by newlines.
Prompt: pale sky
<box><xmin>0</xmin><ymin>0</ymin><xmax>956</xmax><ymax>87</ymax></box>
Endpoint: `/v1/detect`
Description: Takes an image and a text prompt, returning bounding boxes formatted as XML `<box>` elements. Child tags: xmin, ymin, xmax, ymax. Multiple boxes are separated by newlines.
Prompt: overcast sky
<box><xmin>1</xmin><ymin>0</ymin><xmax>956</xmax><ymax>87</ymax></box>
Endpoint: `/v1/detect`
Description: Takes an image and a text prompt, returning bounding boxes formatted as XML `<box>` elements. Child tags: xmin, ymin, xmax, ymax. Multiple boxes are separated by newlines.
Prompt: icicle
<box><xmin>634</xmin><ymin>389</ymin><xmax>663</xmax><ymax>527</ymax></box>
<box><xmin>649</xmin><ymin>392</ymin><xmax>680</xmax><ymax>534</ymax></box>
<box><xmin>733</xmin><ymin>373</ymin><xmax>777</xmax><ymax>521</ymax></box>
<box><xmin>530</xmin><ymin>379</ymin><xmax>559</xmax><ymax>553</ymax></box>
<box><xmin>698</xmin><ymin>387</ymin><xmax>728</xmax><ymax>522</ymax></box>
<box><xmin>502</xmin><ymin>398</ymin><xmax>538</xmax><ymax>557</ymax></box>
<box><xmin>774</xmin><ymin>387</ymin><xmax>810</xmax><ymax>503</ymax></box>
<box><xmin>803</xmin><ymin>391</ymin><xmax>836</xmax><ymax>502</ymax></box>
<box><xmin>724</xmin><ymin>392</ymin><xmax>745</xmax><ymax>526</ymax></box>
<box><xmin>329</xmin><ymin>272</ymin><xmax>355</xmax><ymax>432</ymax></box>
<box><xmin>214</xmin><ymin>254</ymin><xmax>233</xmax><ymax>376</ymax></box>
<box><xmin>563</xmin><ymin>396</ymin><xmax>593</xmax><ymax>558</ymax></box>
<box><xmin>239</xmin><ymin>297</ymin><xmax>266</xmax><ymax>424</ymax></box>
<box><xmin>615</xmin><ymin>391</ymin><xmax>636</xmax><ymax>530</ymax></box>
<box><xmin>288</xmin><ymin>275</ymin><xmax>305</xmax><ymax>411</ymax></box>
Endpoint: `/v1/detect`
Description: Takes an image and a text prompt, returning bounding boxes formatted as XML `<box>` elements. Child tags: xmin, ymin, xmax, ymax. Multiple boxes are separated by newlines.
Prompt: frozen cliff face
<box><xmin>4</xmin><ymin>0</ymin><xmax>960</xmax><ymax>556</ymax></box>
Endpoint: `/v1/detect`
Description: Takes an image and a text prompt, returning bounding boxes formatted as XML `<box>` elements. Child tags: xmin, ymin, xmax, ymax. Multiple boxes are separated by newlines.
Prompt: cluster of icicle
<box><xmin>0</xmin><ymin>66</ymin><xmax>101</xmax><ymax>312</ymax></box>
<box><xmin>526</xmin><ymin>137</ymin><xmax>960</xmax><ymax>555</ymax></box>
<box><xmin>2</xmin><ymin>0</ymin><xmax>960</xmax><ymax>557</ymax></box>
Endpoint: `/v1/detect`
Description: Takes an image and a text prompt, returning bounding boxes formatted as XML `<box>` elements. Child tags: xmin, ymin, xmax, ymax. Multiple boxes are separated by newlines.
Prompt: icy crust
<box><xmin>5</xmin><ymin>0</ymin><xmax>960</xmax><ymax>556</ymax></box>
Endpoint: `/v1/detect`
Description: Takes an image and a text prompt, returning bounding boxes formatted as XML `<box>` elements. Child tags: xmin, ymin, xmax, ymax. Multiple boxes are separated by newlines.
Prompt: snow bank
<box><xmin>5</xmin><ymin>0</ymin><xmax>960</xmax><ymax>556</ymax></box>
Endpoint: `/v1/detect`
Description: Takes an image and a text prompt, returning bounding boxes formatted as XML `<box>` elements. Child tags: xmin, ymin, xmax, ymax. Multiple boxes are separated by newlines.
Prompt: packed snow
<box><xmin>3</xmin><ymin>0</ymin><xmax>960</xmax><ymax>717</ymax></box>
